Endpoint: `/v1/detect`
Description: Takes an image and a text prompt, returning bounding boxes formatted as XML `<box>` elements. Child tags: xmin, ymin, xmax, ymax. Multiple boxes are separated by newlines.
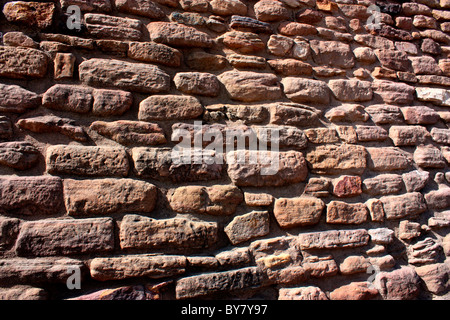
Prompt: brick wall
<box><xmin>0</xmin><ymin>0</ymin><xmax>449</xmax><ymax>300</ymax></box>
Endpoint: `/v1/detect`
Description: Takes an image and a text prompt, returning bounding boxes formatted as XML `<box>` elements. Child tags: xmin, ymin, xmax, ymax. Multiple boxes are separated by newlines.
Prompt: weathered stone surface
<box><xmin>402</xmin><ymin>170</ymin><xmax>429</xmax><ymax>193</ymax></box>
<box><xmin>408</xmin><ymin>237</ymin><xmax>441</xmax><ymax>265</ymax></box>
<box><xmin>229</xmin><ymin>15</ymin><xmax>272</xmax><ymax>33</ymax></box>
<box><xmin>215</xmin><ymin>247</ymin><xmax>251</xmax><ymax>268</ymax></box>
<box><xmin>64</xmin><ymin>178</ymin><xmax>157</xmax><ymax>216</ymax></box>
<box><xmin>0</xmin><ymin>141</ymin><xmax>38</xmax><ymax>171</ymax></box>
<box><xmin>210</xmin><ymin>0</ymin><xmax>247</xmax><ymax>15</ymax></box>
<box><xmin>46</xmin><ymin>145</ymin><xmax>129</xmax><ymax>177</ymax></box>
<box><xmin>399</xmin><ymin>220</ymin><xmax>421</xmax><ymax>240</ymax></box>
<box><xmin>254</xmin><ymin>0</ymin><xmax>290</xmax><ymax>22</ymax></box>
<box><xmin>0</xmin><ymin>258</ymin><xmax>84</xmax><ymax>284</ymax></box>
<box><xmin>128</xmin><ymin>42</ymin><xmax>182</xmax><ymax>67</ymax></box>
<box><xmin>409</xmin><ymin>56</ymin><xmax>442</xmax><ymax>75</ymax></box>
<box><xmin>219</xmin><ymin>71</ymin><xmax>281</xmax><ymax>102</ymax></box>
<box><xmin>267</xmin><ymin>35</ymin><xmax>294</xmax><ymax>56</ymax></box>
<box><xmin>369</xmin><ymin>228</ymin><xmax>395</xmax><ymax>245</ymax></box>
<box><xmin>278</xmin><ymin>22</ymin><xmax>317</xmax><ymax>36</ymax></box>
<box><xmin>366</xmin><ymin>147</ymin><xmax>412</xmax><ymax>171</ymax></box>
<box><xmin>274</xmin><ymin>197</ymin><xmax>325</xmax><ymax>228</ymax></box>
<box><xmin>401</xmin><ymin>106</ymin><xmax>440</xmax><ymax>125</ymax></box>
<box><xmin>60</xmin><ymin>0</ymin><xmax>112</xmax><ymax>12</ymax></box>
<box><xmin>228</xmin><ymin>54</ymin><xmax>266</xmax><ymax>69</ymax></box>
<box><xmin>91</xmin><ymin>120</ymin><xmax>165</xmax><ymax>146</ymax></box>
<box><xmin>366</xmin><ymin>199</ymin><xmax>385</xmax><ymax>222</ymax></box>
<box><xmin>132</xmin><ymin>148</ymin><xmax>223</xmax><ymax>182</ymax></box>
<box><xmin>269</xmin><ymin>103</ymin><xmax>319</xmax><ymax>127</ymax></box>
<box><xmin>374</xmin><ymin>49</ymin><xmax>412</xmax><ymax>71</ymax></box>
<box><xmin>306</xmin><ymin>144</ymin><xmax>367</xmax><ymax>175</ymax></box>
<box><xmin>115</xmin><ymin>0</ymin><xmax>164</xmax><ymax>18</ymax></box>
<box><xmin>303</xmin><ymin>256</ymin><xmax>338</xmax><ymax>278</ymax></box>
<box><xmin>176</xmin><ymin>267</ymin><xmax>264</xmax><ymax>299</ymax></box>
<box><xmin>279</xmin><ymin>287</ymin><xmax>328</xmax><ymax>300</ymax></box>
<box><xmin>356</xmin><ymin>125</ymin><xmax>388</xmax><ymax>142</ymax></box>
<box><xmin>309</xmin><ymin>40</ymin><xmax>355</xmax><ymax>69</ymax></box>
<box><xmin>336</xmin><ymin>126</ymin><xmax>358</xmax><ymax>143</ymax></box>
<box><xmin>187</xmin><ymin>51</ymin><xmax>227</xmax><ymax>70</ymax></box>
<box><xmin>430</xmin><ymin>128</ymin><xmax>450</xmax><ymax>145</ymax></box>
<box><xmin>281</xmin><ymin>77</ymin><xmax>329</xmax><ymax>104</ymax></box>
<box><xmin>354</xmin><ymin>34</ymin><xmax>395</xmax><ymax>50</ymax></box>
<box><xmin>17</xmin><ymin>115</ymin><xmax>86</xmax><ymax>142</ymax></box>
<box><xmin>414</xmin><ymin>145</ymin><xmax>446</xmax><ymax>168</ymax></box>
<box><xmin>225</xmin><ymin>211</ymin><xmax>270</xmax><ymax>245</ymax></box>
<box><xmin>416</xmin><ymin>87</ymin><xmax>450</xmax><ymax>106</ymax></box>
<box><xmin>42</xmin><ymin>85</ymin><xmax>93</xmax><ymax>113</ymax></box>
<box><xmin>376</xmin><ymin>266</ymin><xmax>421</xmax><ymax>300</ymax></box>
<box><xmin>330</xmin><ymin>282</ymin><xmax>378</xmax><ymax>300</ymax></box>
<box><xmin>174</xmin><ymin>72</ymin><xmax>220</xmax><ymax>97</ymax></box>
<box><xmin>179</xmin><ymin>0</ymin><xmax>209</xmax><ymax>12</ymax></box>
<box><xmin>16</xmin><ymin>218</ymin><xmax>114</xmax><ymax>256</ymax></box>
<box><xmin>168</xmin><ymin>185</ymin><xmax>243</xmax><ymax>215</ymax></box>
<box><xmin>139</xmin><ymin>95</ymin><xmax>203</xmax><ymax>121</ymax></box>
<box><xmin>90</xmin><ymin>255</ymin><xmax>186</xmax><ymax>281</ymax></box>
<box><xmin>365</xmin><ymin>105</ymin><xmax>404</xmax><ymax>125</ymax></box>
<box><xmin>79</xmin><ymin>58</ymin><xmax>170</xmax><ymax>93</ymax></box>
<box><xmin>244</xmin><ymin>192</ymin><xmax>273</xmax><ymax>207</ymax></box>
<box><xmin>0</xmin><ymin>217</ymin><xmax>20</xmax><ymax>250</ymax></box>
<box><xmin>380</xmin><ymin>192</ymin><xmax>427</xmax><ymax>220</ymax></box>
<box><xmin>148</xmin><ymin>22</ymin><xmax>213</xmax><ymax>47</ymax></box>
<box><xmin>85</xmin><ymin>13</ymin><xmax>142</xmax><ymax>40</ymax></box>
<box><xmin>54</xmin><ymin>53</ymin><xmax>75</xmax><ymax>79</ymax></box>
<box><xmin>120</xmin><ymin>214</ymin><xmax>218</xmax><ymax>250</ymax></box>
<box><xmin>0</xmin><ymin>176</ymin><xmax>63</xmax><ymax>216</ymax></box>
<box><xmin>0</xmin><ymin>286</ymin><xmax>47</xmax><ymax>300</ymax></box>
<box><xmin>0</xmin><ymin>46</ymin><xmax>47</xmax><ymax>79</ymax></box>
<box><xmin>339</xmin><ymin>255</ymin><xmax>371</xmax><ymax>275</ymax></box>
<box><xmin>332</xmin><ymin>175</ymin><xmax>362</xmax><ymax>198</ymax></box>
<box><xmin>3</xmin><ymin>1</ymin><xmax>54</xmax><ymax>29</ymax></box>
<box><xmin>416</xmin><ymin>262</ymin><xmax>450</xmax><ymax>294</ymax></box>
<box><xmin>226</xmin><ymin>150</ymin><xmax>308</xmax><ymax>187</ymax></box>
<box><xmin>326</xmin><ymin>201</ymin><xmax>368</xmax><ymax>224</ymax></box>
<box><xmin>3</xmin><ymin>31</ymin><xmax>38</xmax><ymax>48</ymax></box>
<box><xmin>389</xmin><ymin>126</ymin><xmax>430</xmax><ymax>146</ymax></box>
<box><xmin>268</xmin><ymin>59</ymin><xmax>312</xmax><ymax>76</ymax></box>
<box><xmin>325</xmin><ymin>105</ymin><xmax>369</xmax><ymax>123</ymax></box>
<box><xmin>363</xmin><ymin>174</ymin><xmax>404</xmax><ymax>196</ymax></box>
<box><xmin>221</xmin><ymin>31</ymin><xmax>265</xmax><ymax>53</ymax></box>
<box><xmin>372</xmin><ymin>80</ymin><xmax>415</xmax><ymax>105</ymax></box>
<box><xmin>425</xmin><ymin>188</ymin><xmax>450</xmax><ymax>210</ymax></box>
<box><xmin>298</xmin><ymin>229</ymin><xmax>370</xmax><ymax>250</ymax></box>
<box><xmin>328</xmin><ymin>80</ymin><xmax>372</xmax><ymax>102</ymax></box>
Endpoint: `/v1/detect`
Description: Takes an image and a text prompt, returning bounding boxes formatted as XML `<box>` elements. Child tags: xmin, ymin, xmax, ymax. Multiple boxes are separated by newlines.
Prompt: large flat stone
<box><xmin>380</xmin><ymin>192</ymin><xmax>427</xmax><ymax>220</ymax></box>
<box><xmin>0</xmin><ymin>46</ymin><xmax>47</xmax><ymax>79</ymax></box>
<box><xmin>274</xmin><ymin>197</ymin><xmax>325</xmax><ymax>228</ymax></box>
<box><xmin>298</xmin><ymin>229</ymin><xmax>370</xmax><ymax>250</ymax></box>
<box><xmin>147</xmin><ymin>22</ymin><xmax>213</xmax><ymax>47</ymax></box>
<box><xmin>79</xmin><ymin>58</ymin><xmax>170</xmax><ymax>93</ymax></box>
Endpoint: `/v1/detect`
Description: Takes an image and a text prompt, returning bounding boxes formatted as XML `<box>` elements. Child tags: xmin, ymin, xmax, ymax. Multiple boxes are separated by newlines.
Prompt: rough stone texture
<box><xmin>0</xmin><ymin>176</ymin><xmax>63</xmax><ymax>216</ymax></box>
<box><xmin>119</xmin><ymin>215</ymin><xmax>218</xmax><ymax>251</ymax></box>
<box><xmin>46</xmin><ymin>145</ymin><xmax>129</xmax><ymax>177</ymax></box>
<box><xmin>1</xmin><ymin>0</ymin><xmax>450</xmax><ymax>301</ymax></box>
<box><xmin>79</xmin><ymin>58</ymin><xmax>170</xmax><ymax>93</ymax></box>
<box><xmin>64</xmin><ymin>179</ymin><xmax>157</xmax><ymax>216</ymax></box>
<box><xmin>90</xmin><ymin>255</ymin><xmax>187</xmax><ymax>281</ymax></box>
<box><xmin>16</xmin><ymin>218</ymin><xmax>115</xmax><ymax>256</ymax></box>
<box><xmin>274</xmin><ymin>197</ymin><xmax>325</xmax><ymax>228</ymax></box>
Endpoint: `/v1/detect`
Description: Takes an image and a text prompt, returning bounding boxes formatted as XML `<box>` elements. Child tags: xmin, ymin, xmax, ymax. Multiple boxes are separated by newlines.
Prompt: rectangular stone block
<box><xmin>119</xmin><ymin>214</ymin><xmax>218</xmax><ymax>251</ymax></box>
<box><xmin>0</xmin><ymin>176</ymin><xmax>63</xmax><ymax>216</ymax></box>
<box><xmin>15</xmin><ymin>218</ymin><xmax>115</xmax><ymax>257</ymax></box>
<box><xmin>0</xmin><ymin>258</ymin><xmax>85</xmax><ymax>284</ymax></box>
<box><xmin>367</xmin><ymin>147</ymin><xmax>412</xmax><ymax>171</ymax></box>
<box><xmin>326</xmin><ymin>201</ymin><xmax>368</xmax><ymax>224</ymax></box>
<box><xmin>380</xmin><ymin>192</ymin><xmax>427</xmax><ymax>220</ymax></box>
<box><xmin>298</xmin><ymin>229</ymin><xmax>370</xmax><ymax>250</ymax></box>
<box><xmin>0</xmin><ymin>46</ymin><xmax>47</xmax><ymax>79</ymax></box>
<box><xmin>85</xmin><ymin>13</ymin><xmax>142</xmax><ymax>40</ymax></box>
<box><xmin>79</xmin><ymin>58</ymin><xmax>170</xmax><ymax>93</ymax></box>
<box><xmin>175</xmin><ymin>267</ymin><xmax>264</xmax><ymax>299</ymax></box>
<box><xmin>132</xmin><ymin>147</ymin><xmax>223</xmax><ymax>182</ymax></box>
<box><xmin>90</xmin><ymin>255</ymin><xmax>187</xmax><ymax>281</ymax></box>
<box><xmin>226</xmin><ymin>150</ymin><xmax>308</xmax><ymax>187</ymax></box>
<box><xmin>46</xmin><ymin>145</ymin><xmax>129</xmax><ymax>177</ymax></box>
<box><xmin>64</xmin><ymin>178</ymin><xmax>157</xmax><ymax>216</ymax></box>
<box><xmin>274</xmin><ymin>197</ymin><xmax>325</xmax><ymax>228</ymax></box>
<box><xmin>306</xmin><ymin>144</ymin><xmax>367</xmax><ymax>175</ymax></box>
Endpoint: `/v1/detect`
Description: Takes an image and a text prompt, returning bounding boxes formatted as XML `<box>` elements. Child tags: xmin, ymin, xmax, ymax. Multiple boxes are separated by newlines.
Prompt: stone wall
<box><xmin>0</xmin><ymin>0</ymin><xmax>450</xmax><ymax>300</ymax></box>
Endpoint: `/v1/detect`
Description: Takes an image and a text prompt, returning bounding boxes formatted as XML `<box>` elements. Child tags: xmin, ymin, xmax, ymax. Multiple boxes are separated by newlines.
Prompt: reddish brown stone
<box><xmin>332</xmin><ymin>176</ymin><xmax>362</xmax><ymax>198</ymax></box>
<box><xmin>274</xmin><ymin>197</ymin><xmax>325</xmax><ymax>228</ymax></box>
<box><xmin>3</xmin><ymin>2</ymin><xmax>55</xmax><ymax>29</ymax></box>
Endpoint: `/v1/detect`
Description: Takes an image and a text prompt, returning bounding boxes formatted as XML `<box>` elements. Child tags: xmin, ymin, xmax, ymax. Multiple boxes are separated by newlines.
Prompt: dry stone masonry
<box><xmin>0</xmin><ymin>0</ymin><xmax>450</xmax><ymax>301</ymax></box>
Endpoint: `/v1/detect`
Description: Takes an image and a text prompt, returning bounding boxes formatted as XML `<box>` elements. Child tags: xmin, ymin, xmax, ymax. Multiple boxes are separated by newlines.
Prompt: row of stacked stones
<box><xmin>0</xmin><ymin>0</ymin><xmax>450</xmax><ymax>300</ymax></box>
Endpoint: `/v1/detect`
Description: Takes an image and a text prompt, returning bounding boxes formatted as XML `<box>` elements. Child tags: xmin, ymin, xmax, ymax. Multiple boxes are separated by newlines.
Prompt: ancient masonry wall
<box><xmin>0</xmin><ymin>0</ymin><xmax>450</xmax><ymax>300</ymax></box>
